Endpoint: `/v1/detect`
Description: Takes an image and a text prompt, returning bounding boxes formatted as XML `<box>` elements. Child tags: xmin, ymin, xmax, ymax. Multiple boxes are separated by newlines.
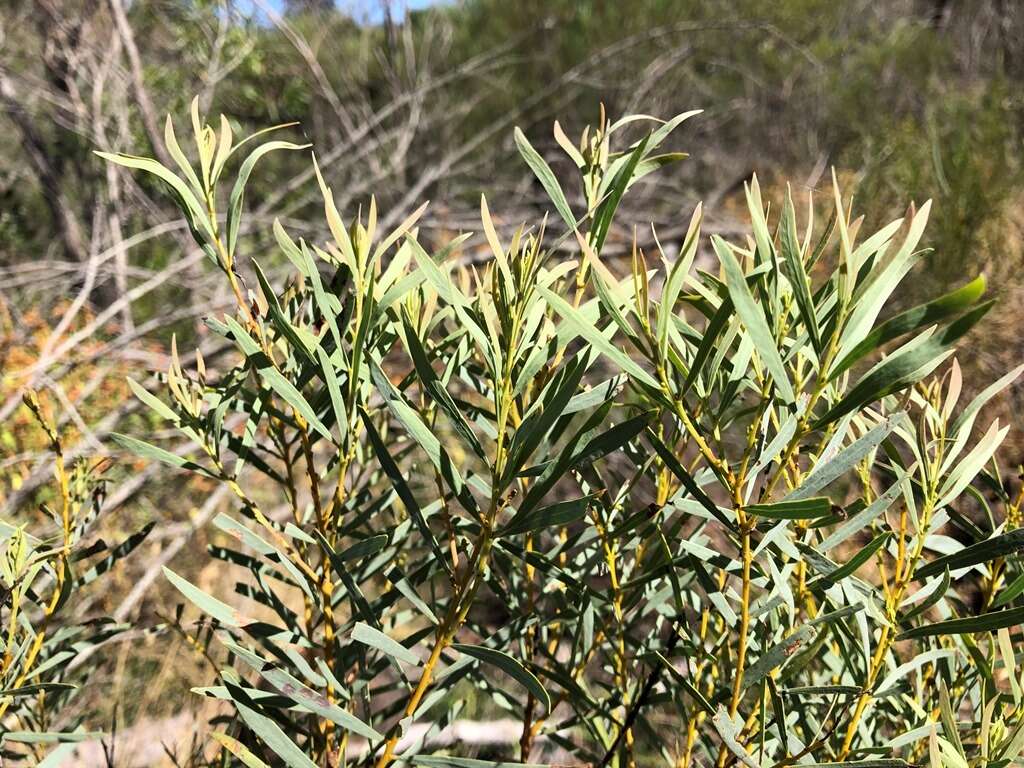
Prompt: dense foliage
<box><xmin>26</xmin><ymin>99</ymin><xmax>1018</xmax><ymax>767</ymax></box>
<box><xmin>1</xmin><ymin>393</ymin><xmax>151</xmax><ymax>763</ymax></box>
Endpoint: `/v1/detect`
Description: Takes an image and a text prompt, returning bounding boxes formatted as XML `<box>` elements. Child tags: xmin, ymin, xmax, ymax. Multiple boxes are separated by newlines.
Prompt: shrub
<box><xmin>95</xmin><ymin>101</ymin><xmax>1024</xmax><ymax>768</ymax></box>
<box><xmin>0</xmin><ymin>392</ymin><xmax>151</xmax><ymax>762</ymax></box>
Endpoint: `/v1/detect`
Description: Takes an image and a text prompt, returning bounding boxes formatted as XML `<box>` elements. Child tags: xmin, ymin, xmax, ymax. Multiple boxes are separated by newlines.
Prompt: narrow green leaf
<box><xmin>593</xmin><ymin>135</ymin><xmax>651</xmax><ymax>250</ymax></box>
<box><xmin>227</xmin><ymin>140</ymin><xmax>309</xmax><ymax>256</ymax></box>
<box><xmin>815</xmin><ymin>301</ymin><xmax>992</xmax><ymax>428</ymax></box>
<box><xmin>644</xmin><ymin>109</ymin><xmax>702</xmax><ymax>147</ymax></box>
<box><xmin>504</xmin><ymin>354</ymin><xmax>588</xmax><ymax>487</ymax></box>
<box><xmin>994</xmin><ymin>570</ymin><xmax>1024</xmax><ymax>607</ymax></box>
<box><xmin>360</xmin><ymin>408</ymin><xmax>454</xmax><ymax>578</ymax></box>
<box><xmin>317</xmin><ymin>345</ymin><xmax>348</xmax><ymax>441</ymax></box>
<box><xmin>452</xmin><ymin>643</ymin><xmax>550</xmax><ymax>712</ymax></box>
<box><xmin>711</xmin><ymin>706</ymin><xmax>761</xmax><ymax>768</ymax></box>
<box><xmin>897</xmin><ymin>606</ymin><xmax>1024</xmax><ymax>640</ymax></box>
<box><xmin>539</xmin><ymin>285</ymin><xmax>660</xmax><ymax>390</ymax></box>
<box><xmin>258</xmin><ymin>366</ymin><xmax>333</xmax><ymax>443</ymax></box>
<box><xmin>402</xmin><ymin>315</ymin><xmax>486</xmax><ymax>461</ymax></box>
<box><xmin>767</xmin><ymin>676</ymin><xmax>788</xmax><ymax>749</ymax></box>
<box><xmin>830</xmin><ymin>276</ymin><xmax>987</xmax><ymax>380</ymax></box>
<box><xmin>387</xmin><ymin>566</ymin><xmax>439</xmax><ymax>625</ymax></box>
<box><xmin>163</xmin><ymin>566</ymin><xmax>242</xmax><ymax>627</ymax></box>
<box><xmin>817</xmin><ymin>473</ymin><xmax>909</xmax><ymax>551</ymax></box>
<box><xmin>747</xmin><ymin>497</ymin><xmax>831</xmax><ymax>520</ymax></box>
<box><xmin>935</xmin><ymin>419</ymin><xmax>1008</xmax><ymax>510</ymax></box>
<box><xmin>571</xmin><ymin>411</ymin><xmax>653</xmax><ymax>467</ymax></box>
<box><xmin>95</xmin><ymin>151</ymin><xmax>214</xmax><ymax>248</ymax></box>
<box><xmin>126</xmin><ymin>377</ymin><xmax>179</xmax><ymax>423</ymax></box>
<box><xmin>252</xmin><ymin>260</ymin><xmax>316</xmax><ymax>364</ymax></box>
<box><xmin>647</xmin><ymin>428</ymin><xmax>734</xmax><ymax>530</ymax></box>
<box><xmin>215</xmin><ymin>513</ymin><xmax>315</xmax><ymax>601</ymax></box>
<box><xmin>780</xmin><ymin>185</ymin><xmax>821</xmax><ymax>353</ymax></box>
<box><xmin>2</xmin><ymin>731</ymin><xmax>102</xmax><ymax>744</ymax></box>
<box><xmin>658</xmin><ymin>204</ymin><xmax>702</xmax><ymax>358</ymax></box>
<box><xmin>514</xmin><ymin>126</ymin><xmax>575</xmax><ymax>231</ymax></box>
<box><xmin>232</xmin><ymin>696</ymin><xmax>317</xmax><ymax>768</ymax></box>
<box><xmin>367</xmin><ymin>357</ymin><xmax>475</xmax><ymax>514</ymax></box>
<box><xmin>743</xmin><ymin>624</ymin><xmax>816</xmax><ymax>691</ymax></box>
<box><xmin>902</xmin><ymin>568</ymin><xmax>951</xmax><ymax>620</ymax></box>
<box><xmin>712</xmin><ymin>235</ymin><xmax>794</xmax><ymax>403</ymax></box>
<box><xmin>788</xmin><ymin>413</ymin><xmax>904</xmax><ymax>501</ymax></box>
<box><xmin>950</xmin><ymin>363</ymin><xmax>1024</xmax><ymax>438</ymax></box>
<box><xmin>0</xmin><ymin>683</ymin><xmax>75</xmax><ymax>698</ymax></box>
<box><xmin>553</xmin><ymin>119</ymin><xmax>584</xmax><ymax>166</ymax></box>
<box><xmin>915</xmin><ymin>528</ymin><xmax>1024</xmax><ymax>580</ymax></box>
<box><xmin>657</xmin><ymin>651</ymin><xmax>714</xmax><ymax>714</ymax></box>
<box><xmin>938</xmin><ymin>681</ymin><xmax>965</xmax><ymax>758</ymax></box>
<box><xmin>681</xmin><ymin>294</ymin><xmax>733</xmax><ymax>396</ymax></box>
<box><xmin>515</xmin><ymin>408</ymin><xmax>649</xmax><ymax>522</ymax></box>
<box><xmin>808</xmin><ymin>532</ymin><xmax>891</xmax><ymax>588</ymax></box>
<box><xmin>226</xmin><ymin>642</ymin><xmax>382</xmax><ymax>740</ymax></box>
<box><xmin>499</xmin><ymin>495</ymin><xmax>594</xmax><ymax>537</ymax></box>
<box><xmin>408</xmin><ymin>236</ymin><xmax>496</xmax><ymax>372</ymax></box>
<box><xmin>351</xmin><ymin>622</ymin><xmax>420</xmax><ymax>666</ymax></box>
<box><xmin>337</xmin><ymin>534</ymin><xmax>389</xmax><ymax>563</ymax></box>
<box><xmin>836</xmin><ymin>201</ymin><xmax>927</xmax><ymax>361</ymax></box>
<box><xmin>744</xmin><ymin>175</ymin><xmax>774</xmax><ymax>265</ymax></box>
<box><xmin>109</xmin><ymin>433</ymin><xmax>216</xmax><ymax>479</ymax></box>
<box><xmin>313</xmin><ymin>530</ymin><xmax>378</xmax><ymax>626</ymax></box>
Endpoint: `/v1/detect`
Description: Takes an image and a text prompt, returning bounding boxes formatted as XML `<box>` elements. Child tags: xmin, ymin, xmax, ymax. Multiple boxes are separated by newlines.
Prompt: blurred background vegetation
<box><xmin>2</xmin><ymin>0</ymin><xmax>1023</xmax><ymax>762</ymax></box>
